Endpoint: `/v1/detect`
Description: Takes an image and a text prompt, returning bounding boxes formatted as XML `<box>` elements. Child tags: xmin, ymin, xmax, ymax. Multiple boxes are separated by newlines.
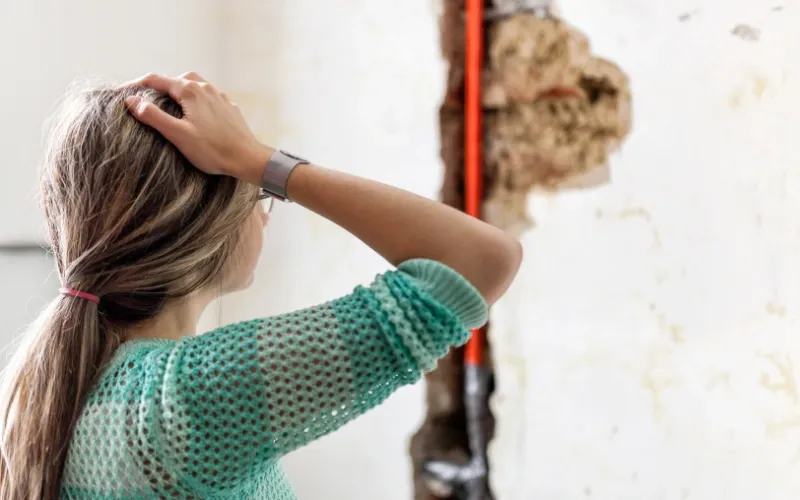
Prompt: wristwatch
<box><xmin>260</xmin><ymin>149</ymin><xmax>310</xmax><ymax>202</ymax></box>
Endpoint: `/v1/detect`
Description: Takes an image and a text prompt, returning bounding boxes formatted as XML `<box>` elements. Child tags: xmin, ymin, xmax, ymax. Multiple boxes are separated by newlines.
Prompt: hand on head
<box><xmin>125</xmin><ymin>72</ymin><xmax>272</xmax><ymax>183</ymax></box>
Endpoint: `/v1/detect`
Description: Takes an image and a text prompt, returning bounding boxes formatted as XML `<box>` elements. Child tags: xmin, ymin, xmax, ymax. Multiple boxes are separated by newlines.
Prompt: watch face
<box><xmin>279</xmin><ymin>149</ymin><xmax>309</xmax><ymax>163</ymax></box>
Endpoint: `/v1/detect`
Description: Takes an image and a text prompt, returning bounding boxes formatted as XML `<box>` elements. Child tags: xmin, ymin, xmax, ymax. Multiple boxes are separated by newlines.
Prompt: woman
<box><xmin>0</xmin><ymin>72</ymin><xmax>522</xmax><ymax>499</ymax></box>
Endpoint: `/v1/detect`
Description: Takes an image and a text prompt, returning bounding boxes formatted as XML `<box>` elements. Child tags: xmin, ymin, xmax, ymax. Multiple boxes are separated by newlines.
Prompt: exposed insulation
<box><xmin>411</xmin><ymin>6</ymin><xmax>631</xmax><ymax>500</ymax></box>
<box><xmin>483</xmin><ymin>15</ymin><xmax>632</xmax><ymax>233</ymax></box>
<box><xmin>483</xmin><ymin>15</ymin><xmax>592</xmax><ymax>107</ymax></box>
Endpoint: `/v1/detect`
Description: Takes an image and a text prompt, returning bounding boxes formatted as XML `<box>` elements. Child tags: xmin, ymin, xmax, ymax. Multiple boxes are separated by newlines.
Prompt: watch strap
<box><xmin>261</xmin><ymin>149</ymin><xmax>309</xmax><ymax>202</ymax></box>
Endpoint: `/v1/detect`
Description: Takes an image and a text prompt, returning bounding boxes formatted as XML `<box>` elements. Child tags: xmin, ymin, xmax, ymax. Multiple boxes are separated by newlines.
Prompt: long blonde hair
<box><xmin>0</xmin><ymin>82</ymin><xmax>258</xmax><ymax>499</ymax></box>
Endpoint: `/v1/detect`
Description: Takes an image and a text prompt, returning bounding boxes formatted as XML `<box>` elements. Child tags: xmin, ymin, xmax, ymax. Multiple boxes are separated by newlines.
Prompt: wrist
<box><xmin>235</xmin><ymin>141</ymin><xmax>275</xmax><ymax>186</ymax></box>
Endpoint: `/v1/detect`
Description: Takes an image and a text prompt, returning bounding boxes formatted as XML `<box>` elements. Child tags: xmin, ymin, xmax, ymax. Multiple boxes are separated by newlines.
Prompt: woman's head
<box><xmin>45</xmin><ymin>82</ymin><xmax>265</xmax><ymax>315</ymax></box>
<box><xmin>0</xmin><ymin>81</ymin><xmax>265</xmax><ymax>498</ymax></box>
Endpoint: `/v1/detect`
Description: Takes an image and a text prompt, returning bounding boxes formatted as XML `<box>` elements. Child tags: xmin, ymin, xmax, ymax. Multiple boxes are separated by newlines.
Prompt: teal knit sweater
<box><xmin>60</xmin><ymin>259</ymin><xmax>488</xmax><ymax>499</ymax></box>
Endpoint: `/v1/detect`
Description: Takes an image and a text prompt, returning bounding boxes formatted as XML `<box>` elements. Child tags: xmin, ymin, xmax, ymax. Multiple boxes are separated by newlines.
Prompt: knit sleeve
<box><xmin>146</xmin><ymin>259</ymin><xmax>487</xmax><ymax>494</ymax></box>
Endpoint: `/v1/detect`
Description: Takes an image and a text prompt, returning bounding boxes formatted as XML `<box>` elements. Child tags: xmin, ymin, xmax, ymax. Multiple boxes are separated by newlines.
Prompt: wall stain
<box><xmin>678</xmin><ymin>10</ymin><xmax>700</xmax><ymax>22</ymax></box>
<box><xmin>667</xmin><ymin>323</ymin><xmax>685</xmax><ymax>343</ymax></box>
<box><xmin>641</xmin><ymin>347</ymin><xmax>680</xmax><ymax>416</ymax></box>
<box><xmin>752</xmin><ymin>76</ymin><xmax>768</xmax><ymax>99</ymax></box>
<box><xmin>766</xmin><ymin>301</ymin><xmax>787</xmax><ymax>317</ymax></box>
<box><xmin>729</xmin><ymin>92</ymin><xmax>743</xmax><ymax>111</ymax></box>
<box><xmin>642</xmin><ymin>372</ymin><xmax>679</xmax><ymax>415</ymax></box>
<box><xmin>764</xmin><ymin>415</ymin><xmax>800</xmax><ymax>464</ymax></box>
<box><xmin>649</xmin><ymin>302</ymin><xmax>686</xmax><ymax>343</ymax></box>
<box><xmin>765</xmin><ymin>414</ymin><xmax>800</xmax><ymax>437</ymax></box>
<box><xmin>619</xmin><ymin>206</ymin><xmax>652</xmax><ymax>221</ymax></box>
<box><xmin>728</xmin><ymin>75</ymin><xmax>769</xmax><ymax>110</ymax></box>
<box><xmin>618</xmin><ymin>206</ymin><xmax>661</xmax><ymax>250</ymax></box>
<box><xmin>651</xmin><ymin>229</ymin><xmax>662</xmax><ymax>250</ymax></box>
<box><xmin>759</xmin><ymin>353</ymin><xmax>798</xmax><ymax>403</ymax></box>
<box><xmin>731</xmin><ymin>24</ymin><xmax>761</xmax><ymax>42</ymax></box>
<box><xmin>567</xmin><ymin>345</ymin><xmax>682</xmax><ymax>417</ymax></box>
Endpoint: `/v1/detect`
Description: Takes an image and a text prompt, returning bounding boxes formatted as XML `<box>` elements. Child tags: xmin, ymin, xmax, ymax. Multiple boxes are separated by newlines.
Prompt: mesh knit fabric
<box><xmin>61</xmin><ymin>259</ymin><xmax>488</xmax><ymax>499</ymax></box>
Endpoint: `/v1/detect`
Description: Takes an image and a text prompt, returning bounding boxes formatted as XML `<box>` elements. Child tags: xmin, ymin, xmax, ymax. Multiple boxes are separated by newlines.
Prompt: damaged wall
<box><xmin>483</xmin><ymin>13</ymin><xmax>632</xmax><ymax>233</ymax></box>
<box><xmin>412</xmin><ymin>3</ymin><xmax>631</xmax><ymax>499</ymax></box>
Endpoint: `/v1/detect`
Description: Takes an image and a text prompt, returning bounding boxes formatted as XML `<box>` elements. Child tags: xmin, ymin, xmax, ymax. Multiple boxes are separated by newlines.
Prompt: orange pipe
<box><xmin>463</xmin><ymin>0</ymin><xmax>484</xmax><ymax>367</ymax></box>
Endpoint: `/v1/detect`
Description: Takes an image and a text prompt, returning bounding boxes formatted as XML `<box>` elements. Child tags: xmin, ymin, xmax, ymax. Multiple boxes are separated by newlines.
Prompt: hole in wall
<box><xmin>410</xmin><ymin>3</ymin><xmax>632</xmax><ymax>499</ymax></box>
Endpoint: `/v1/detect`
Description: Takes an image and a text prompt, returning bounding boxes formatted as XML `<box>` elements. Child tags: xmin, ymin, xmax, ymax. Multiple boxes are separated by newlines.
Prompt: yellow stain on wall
<box><xmin>641</xmin><ymin>372</ymin><xmax>679</xmax><ymax>416</ymax></box>
<box><xmin>765</xmin><ymin>301</ymin><xmax>787</xmax><ymax>317</ymax></box>
<box><xmin>618</xmin><ymin>206</ymin><xmax>652</xmax><ymax>221</ymax></box>
<box><xmin>728</xmin><ymin>74</ymin><xmax>770</xmax><ymax>111</ymax></box>
<box><xmin>759</xmin><ymin>353</ymin><xmax>798</xmax><ymax>403</ymax></box>
<box><xmin>640</xmin><ymin>346</ymin><xmax>681</xmax><ymax>418</ymax></box>
<box><xmin>649</xmin><ymin>302</ymin><xmax>686</xmax><ymax>344</ymax></box>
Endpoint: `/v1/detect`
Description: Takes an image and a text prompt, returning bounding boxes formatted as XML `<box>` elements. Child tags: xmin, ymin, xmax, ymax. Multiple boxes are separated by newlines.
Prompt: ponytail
<box><xmin>0</xmin><ymin>294</ymin><xmax>120</xmax><ymax>499</ymax></box>
<box><xmin>0</xmin><ymin>81</ymin><xmax>260</xmax><ymax>499</ymax></box>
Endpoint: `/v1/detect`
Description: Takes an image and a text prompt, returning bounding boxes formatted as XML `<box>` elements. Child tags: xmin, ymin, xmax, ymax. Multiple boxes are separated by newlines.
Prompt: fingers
<box><xmin>179</xmin><ymin>71</ymin><xmax>207</xmax><ymax>82</ymax></box>
<box><xmin>124</xmin><ymin>96</ymin><xmax>188</xmax><ymax>144</ymax></box>
<box><xmin>126</xmin><ymin>72</ymin><xmax>218</xmax><ymax>103</ymax></box>
<box><xmin>130</xmin><ymin>73</ymin><xmax>184</xmax><ymax>100</ymax></box>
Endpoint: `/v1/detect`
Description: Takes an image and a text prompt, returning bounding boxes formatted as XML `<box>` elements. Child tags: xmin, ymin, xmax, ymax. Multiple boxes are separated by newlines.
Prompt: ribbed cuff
<box><xmin>397</xmin><ymin>259</ymin><xmax>488</xmax><ymax>330</ymax></box>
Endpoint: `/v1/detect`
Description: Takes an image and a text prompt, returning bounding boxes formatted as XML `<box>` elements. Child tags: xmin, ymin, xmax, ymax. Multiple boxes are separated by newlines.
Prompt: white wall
<box><xmin>217</xmin><ymin>1</ymin><xmax>446</xmax><ymax>498</ymax></box>
<box><xmin>0</xmin><ymin>252</ymin><xmax>60</xmax><ymax>363</ymax></box>
<box><xmin>0</xmin><ymin>0</ymin><xmax>224</xmax><ymax>245</ymax></box>
<box><xmin>489</xmin><ymin>1</ymin><xmax>800</xmax><ymax>499</ymax></box>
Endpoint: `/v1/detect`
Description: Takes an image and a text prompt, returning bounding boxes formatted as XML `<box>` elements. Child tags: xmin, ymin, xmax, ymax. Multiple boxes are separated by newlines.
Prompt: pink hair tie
<box><xmin>59</xmin><ymin>288</ymin><xmax>100</xmax><ymax>304</ymax></box>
